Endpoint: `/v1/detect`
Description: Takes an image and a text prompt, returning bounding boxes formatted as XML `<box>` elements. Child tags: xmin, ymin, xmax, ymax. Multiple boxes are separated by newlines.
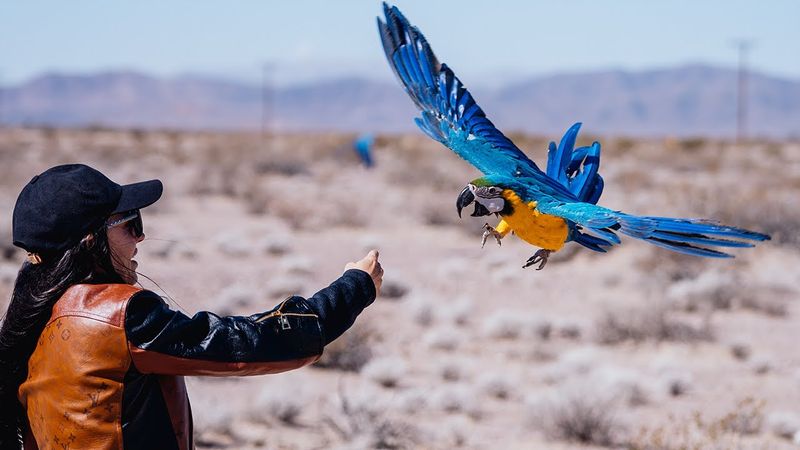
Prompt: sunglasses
<box><xmin>106</xmin><ymin>210</ymin><xmax>144</xmax><ymax>238</ymax></box>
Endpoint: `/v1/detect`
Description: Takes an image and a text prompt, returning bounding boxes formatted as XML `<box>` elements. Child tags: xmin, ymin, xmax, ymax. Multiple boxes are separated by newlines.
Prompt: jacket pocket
<box><xmin>254</xmin><ymin>296</ymin><xmax>319</xmax><ymax>330</ymax></box>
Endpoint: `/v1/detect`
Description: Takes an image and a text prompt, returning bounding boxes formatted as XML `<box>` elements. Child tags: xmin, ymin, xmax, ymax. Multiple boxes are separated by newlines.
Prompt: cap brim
<box><xmin>113</xmin><ymin>179</ymin><xmax>163</xmax><ymax>213</ymax></box>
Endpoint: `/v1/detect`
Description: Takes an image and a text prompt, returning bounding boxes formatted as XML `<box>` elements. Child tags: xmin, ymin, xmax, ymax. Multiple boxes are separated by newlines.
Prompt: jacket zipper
<box><xmin>254</xmin><ymin>298</ymin><xmax>318</xmax><ymax>329</ymax></box>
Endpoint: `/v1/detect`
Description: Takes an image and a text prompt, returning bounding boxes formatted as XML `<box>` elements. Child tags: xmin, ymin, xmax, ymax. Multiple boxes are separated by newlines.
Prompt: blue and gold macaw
<box><xmin>377</xmin><ymin>3</ymin><xmax>770</xmax><ymax>270</ymax></box>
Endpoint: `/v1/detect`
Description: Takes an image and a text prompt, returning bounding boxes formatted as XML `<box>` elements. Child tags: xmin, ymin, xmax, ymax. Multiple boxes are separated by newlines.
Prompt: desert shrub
<box><xmin>324</xmin><ymin>384</ymin><xmax>419</xmax><ymax>449</ymax></box>
<box><xmin>669</xmin><ymin>271</ymin><xmax>791</xmax><ymax>318</ymax></box>
<box><xmin>766</xmin><ymin>411</ymin><xmax>800</xmax><ymax>440</ymax></box>
<box><xmin>265</xmin><ymin>276</ymin><xmax>306</xmax><ymax>299</ymax></box>
<box><xmin>531</xmin><ymin>319</ymin><xmax>553</xmax><ymax>340</ymax></box>
<box><xmin>435</xmin><ymin>386</ymin><xmax>483</xmax><ymax>419</ymax></box>
<box><xmin>591</xmin><ymin>367</ymin><xmax>651</xmax><ymax>408</ymax></box>
<box><xmin>450</xmin><ymin>297</ymin><xmax>474</xmax><ymax>327</ymax></box>
<box><xmin>532</xmin><ymin>389</ymin><xmax>624</xmax><ymax>447</ymax></box>
<box><xmin>278</xmin><ymin>255</ymin><xmax>315</xmax><ymax>276</ymax></box>
<box><xmin>595</xmin><ymin>306</ymin><xmax>713</xmax><ymax>345</ymax></box>
<box><xmin>477</xmin><ymin>373</ymin><xmax>515</xmax><ymax>400</ymax></box>
<box><xmin>439</xmin><ymin>360</ymin><xmax>468</xmax><ymax>382</ymax></box>
<box><xmin>716</xmin><ymin>397</ymin><xmax>765</xmax><ymax>435</ymax></box>
<box><xmin>253</xmin><ymin>159</ymin><xmax>309</xmax><ymax>177</ymax></box>
<box><xmin>362</xmin><ymin>357</ymin><xmax>407</xmax><ymax>389</ymax></box>
<box><xmin>214</xmin><ymin>284</ymin><xmax>257</xmax><ymax>316</ymax></box>
<box><xmin>258</xmin><ymin>236</ymin><xmax>291</xmax><ymax>256</ymax></box>
<box><xmin>482</xmin><ymin>311</ymin><xmax>526</xmax><ymax>340</ymax></box>
<box><xmin>315</xmin><ymin>323</ymin><xmax>376</xmax><ymax>372</ymax></box>
<box><xmin>424</xmin><ymin>327</ymin><xmax>461</xmax><ymax>351</ymax></box>
<box><xmin>739</xmin><ymin>292</ymin><xmax>789</xmax><ymax>318</ymax></box>
<box><xmin>409</xmin><ymin>297</ymin><xmax>435</xmax><ymax>327</ymax></box>
<box><xmin>633</xmin><ymin>398</ymin><xmax>768</xmax><ymax>449</ymax></box>
<box><xmin>557</xmin><ymin>321</ymin><xmax>583</xmax><ymax>340</ymax></box>
<box><xmin>248</xmin><ymin>387</ymin><xmax>307</xmax><ymax>426</ymax></box>
<box><xmin>729</xmin><ymin>342</ymin><xmax>751</xmax><ymax>361</ymax></box>
<box><xmin>396</xmin><ymin>388</ymin><xmax>429</xmax><ymax>415</ymax></box>
<box><xmin>663</xmin><ymin>371</ymin><xmax>693</xmax><ymax>397</ymax></box>
<box><xmin>214</xmin><ymin>231</ymin><xmax>253</xmax><ymax>257</ymax></box>
<box><xmin>379</xmin><ymin>278</ymin><xmax>410</xmax><ymax>301</ymax></box>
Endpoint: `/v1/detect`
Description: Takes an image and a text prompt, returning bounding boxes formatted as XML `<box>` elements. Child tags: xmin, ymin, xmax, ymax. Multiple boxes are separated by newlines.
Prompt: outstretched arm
<box><xmin>125</xmin><ymin>260</ymin><xmax>380</xmax><ymax>376</ymax></box>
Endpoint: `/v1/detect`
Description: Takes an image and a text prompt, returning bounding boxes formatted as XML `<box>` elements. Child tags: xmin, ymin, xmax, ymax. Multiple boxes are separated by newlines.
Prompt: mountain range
<box><xmin>1</xmin><ymin>65</ymin><xmax>798</xmax><ymax>139</ymax></box>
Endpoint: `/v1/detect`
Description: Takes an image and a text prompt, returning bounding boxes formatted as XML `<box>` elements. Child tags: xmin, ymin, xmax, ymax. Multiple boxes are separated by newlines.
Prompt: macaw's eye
<box><xmin>489</xmin><ymin>187</ymin><xmax>499</xmax><ymax>195</ymax></box>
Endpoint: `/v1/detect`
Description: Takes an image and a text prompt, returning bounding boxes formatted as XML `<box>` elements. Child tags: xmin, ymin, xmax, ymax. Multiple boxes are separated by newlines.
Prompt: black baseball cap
<box><xmin>12</xmin><ymin>164</ymin><xmax>163</xmax><ymax>256</ymax></box>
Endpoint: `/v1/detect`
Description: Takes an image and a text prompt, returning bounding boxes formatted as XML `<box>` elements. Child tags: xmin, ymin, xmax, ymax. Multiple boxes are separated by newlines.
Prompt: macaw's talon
<box><xmin>523</xmin><ymin>249</ymin><xmax>551</xmax><ymax>270</ymax></box>
<box><xmin>481</xmin><ymin>223</ymin><xmax>503</xmax><ymax>249</ymax></box>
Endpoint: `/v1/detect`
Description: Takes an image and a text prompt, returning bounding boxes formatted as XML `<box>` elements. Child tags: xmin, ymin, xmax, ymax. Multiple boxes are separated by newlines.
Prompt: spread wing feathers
<box><xmin>377</xmin><ymin>3</ymin><xmax>542</xmax><ymax>179</ymax></box>
<box><xmin>535</xmin><ymin>198</ymin><xmax>771</xmax><ymax>258</ymax></box>
<box><xmin>546</xmin><ymin>123</ymin><xmax>604</xmax><ymax>204</ymax></box>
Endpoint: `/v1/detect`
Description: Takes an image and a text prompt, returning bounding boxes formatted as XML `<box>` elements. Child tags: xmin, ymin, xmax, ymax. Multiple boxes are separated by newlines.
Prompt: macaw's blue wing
<box><xmin>533</xmin><ymin>197</ymin><xmax>771</xmax><ymax>258</ymax></box>
<box><xmin>377</xmin><ymin>3</ymin><xmax>543</xmax><ymax>180</ymax></box>
<box><xmin>546</xmin><ymin>123</ymin><xmax>604</xmax><ymax>204</ymax></box>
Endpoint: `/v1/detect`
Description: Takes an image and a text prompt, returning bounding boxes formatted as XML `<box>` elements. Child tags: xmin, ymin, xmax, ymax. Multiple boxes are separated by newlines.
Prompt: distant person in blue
<box><xmin>353</xmin><ymin>133</ymin><xmax>375</xmax><ymax>168</ymax></box>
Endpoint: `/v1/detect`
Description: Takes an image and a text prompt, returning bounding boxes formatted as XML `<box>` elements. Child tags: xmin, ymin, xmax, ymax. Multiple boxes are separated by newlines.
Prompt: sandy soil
<box><xmin>0</xmin><ymin>127</ymin><xmax>798</xmax><ymax>449</ymax></box>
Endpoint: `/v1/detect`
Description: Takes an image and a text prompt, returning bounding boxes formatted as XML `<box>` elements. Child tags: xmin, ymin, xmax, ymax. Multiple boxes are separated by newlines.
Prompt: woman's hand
<box><xmin>345</xmin><ymin>250</ymin><xmax>383</xmax><ymax>296</ymax></box>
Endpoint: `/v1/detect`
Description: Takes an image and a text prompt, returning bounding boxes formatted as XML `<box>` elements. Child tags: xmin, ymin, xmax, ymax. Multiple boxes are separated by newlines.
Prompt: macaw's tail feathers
<box><xmin>616</xmin><ymin>215</ymin><xmax>771</xmax><ymax>258</ymax></box>
<box><xmin>546</xmin><ymin>123</ymin><xmax>604</xmax><ymax>204</ymax></box>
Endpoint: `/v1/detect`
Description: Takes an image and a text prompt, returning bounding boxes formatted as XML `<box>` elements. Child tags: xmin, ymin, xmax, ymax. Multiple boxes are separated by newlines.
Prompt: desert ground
<box><xmin>0</xmin><ymin>127</ymin><xmax>798</xmax><ymax>449</ymax></box>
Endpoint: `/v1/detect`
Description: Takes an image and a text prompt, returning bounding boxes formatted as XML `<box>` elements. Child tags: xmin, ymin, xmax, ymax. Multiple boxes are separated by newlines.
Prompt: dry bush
<box><xmin>663</xmin><ymin>371</ymin><xmax>693</xmax><ymax>397</ymax></box>
<box><xmin>315</xmin><ymin>323</ymin><xmax>376</xmax><ymax>372</ymax></box>
<box><xmin>715</xmin><ymin>397</ymin><xmax>765</xmax><ymax>436</ymax></box>
<box><xmin>482</xmin><ymin>311</ymin><xmax>526</xmax><ymax>340</ymax></box>
<box><xmin>439</xmin><ymin>360</ymin><xmax>468</xmax><ymax>382</ymax></box>
<box><xmin>632</xmin><ymin>398</ymin><xmax>768</xmax><ymax>450</ymax></box>
<box><xmin>265</xmin><ymin>276</ymin><xmax>307</xmax><ymax>299</ymax></box>
<box><xmin>213</xmin><ymin>284</ymin><xmax>257</xmax><ymax>316</ymax></box>
<box><xmin>531</xmin><ymin>319</ymin><xmax>553</xmax><ymax>341</ymax></box>
<box><xmin>766</xmin><ymin>411</ymin><xmax>800</xmax><ymax>441</ymax></box>
<box><xmin>214</xmin><ymin>231</ymin><xmax>253</xmax><ymax>257</ymax></box>
<box><xmin>324</xmin><ymin>384</ymin><xmax>419</xmax><ymax>449</ymax></box>
<box><xmin>669</xmin><ymin>272</ymin><xmax>791</xmax><ymax>318</ymax></box>
<box><xmin>361</xmin><ymin>357</ymin><xmax>408</xmax><ymax>389</ymax></box>
<box><xmin>595</xmin><ymin>305</ymin><xmax>713</xmax><ymax>345</ymax></box>
<box><xmin>435</xmin><ymin>386</ymin><xmax>483</xmax><ymax>419</ymax></box>
<box><xmin>477</xmin><ymin>373</ymin><xmax>516</xmax><ymax>401</ymax></box>
<box><xmin>730</xmin><ymin>342</ymin><xmax>751</xmax><ymax>361</ymax></box>
<box><xmin>379</xmin><ymin>278</ymin><xmax>410</xmax><ymax>301</ymax></box>
<box><xmin>257</xmin><ymin>236</ymin><xmax>291</xmax><ymax>256</ymax></box>
<box><xmin>424</xmin><ymin>327</ymin><xmax>462</xmax><ymax>351</ymax></box>
<box><xmin>531</xmin><ymin>388</ymin><xmax>624</xmax><ymax>447</ymax></box>
<box><xmin>556</xmin><ymin>321</ymin><xmax>583</xmax><ymax>340</ymax></box>
<box><xmin>248</xmin><ymin>387</ymin><xmax>307</xmax><ymax>426</ymax></box>
<box><xmin>409</xmin><ymin>297</ymin><xmax>435</xmax><ymax>327</ymax></box>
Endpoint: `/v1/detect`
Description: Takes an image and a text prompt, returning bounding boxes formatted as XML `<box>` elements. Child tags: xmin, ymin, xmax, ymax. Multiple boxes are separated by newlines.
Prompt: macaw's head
<box><xmin>456</xmin><ymin>178</ymin><xmax>507</xmax><ymax>218</ymax></box>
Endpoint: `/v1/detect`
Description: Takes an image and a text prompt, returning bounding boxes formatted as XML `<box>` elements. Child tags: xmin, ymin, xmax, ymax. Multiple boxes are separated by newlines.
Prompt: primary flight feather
<box><xmin>377</xmin><ymin>3</ymin><xmax>769</xmax><ymax>269</ymax></box>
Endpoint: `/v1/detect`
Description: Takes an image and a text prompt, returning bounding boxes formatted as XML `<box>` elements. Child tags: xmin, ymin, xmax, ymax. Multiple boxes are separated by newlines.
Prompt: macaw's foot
<box><xmin>523</xmin><ymin>249</ymin><xmax>551</xmax><ymax>270</ymax></box>
<box><xmin>481</xmin><ymin>223</ymin><xmax>503</xmax><ymax>248</ymax></box>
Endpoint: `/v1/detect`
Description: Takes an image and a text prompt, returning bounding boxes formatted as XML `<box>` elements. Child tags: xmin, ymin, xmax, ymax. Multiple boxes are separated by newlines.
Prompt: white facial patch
<box><xmin>476</xmin><ymin>196</ymin><xmax>505</xmax><ymax>213</ymax></box>
<box><xmin>485</xmin><ymin>197</ymin><xmax>505</xmax><ymax>213</ymax></box>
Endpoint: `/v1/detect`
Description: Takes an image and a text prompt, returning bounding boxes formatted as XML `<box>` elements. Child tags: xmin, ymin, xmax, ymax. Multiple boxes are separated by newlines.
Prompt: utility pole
<box><xmin>0</xmin><ymin>70</ymin><xmax>4</xmax><ymax>129</ymax></box>
<box><xmin>733</xmin><ymin>40</ymin><xmax>753</xmax><ymax>144</ymax></box>
<box><xmin>261</xmin><ymin>63</ymin><xmax>273</xmax><ymax>152</ymax></box>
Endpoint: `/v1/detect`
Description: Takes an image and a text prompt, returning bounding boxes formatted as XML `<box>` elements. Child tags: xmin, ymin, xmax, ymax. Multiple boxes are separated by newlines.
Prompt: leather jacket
<box><xmin>18</xmin><ymin>269</ymin><xmax>375</xmax><ymax>450</ymax></box>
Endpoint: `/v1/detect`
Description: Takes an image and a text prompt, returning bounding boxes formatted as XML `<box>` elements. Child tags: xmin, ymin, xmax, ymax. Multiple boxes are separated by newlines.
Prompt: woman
<box><xmin>0</xmin><ymin>164</ymin><xmax>383</xmax><ymax>450</ymax></box>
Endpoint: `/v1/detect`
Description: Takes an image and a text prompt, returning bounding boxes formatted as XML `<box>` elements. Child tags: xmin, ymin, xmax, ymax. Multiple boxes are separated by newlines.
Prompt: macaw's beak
<box><xmin>456</xmin><ymin>187</ymin><xmax>474</xmax><ymax>218</ymax></box>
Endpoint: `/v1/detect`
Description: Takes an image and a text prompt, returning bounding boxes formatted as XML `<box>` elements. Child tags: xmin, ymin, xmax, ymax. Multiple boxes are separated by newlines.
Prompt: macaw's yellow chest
<box><xmin>500</xmin><ymin>190</ymin><xmax>568</xmax><ymax>251</ymax></box>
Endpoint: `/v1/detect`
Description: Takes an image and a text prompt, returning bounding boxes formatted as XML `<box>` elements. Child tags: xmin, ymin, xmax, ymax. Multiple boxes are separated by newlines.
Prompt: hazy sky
<box><xmin>1</xmin><ymin>1</ymin><xmax>798</xmax><ymax>86</ymax></box>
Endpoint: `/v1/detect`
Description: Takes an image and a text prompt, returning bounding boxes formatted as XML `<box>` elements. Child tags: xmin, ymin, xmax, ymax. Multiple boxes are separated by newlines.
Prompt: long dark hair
<box><xmin>0</xmin><ymin>228</ymin><xmax>122</xmax><ymax>449</ymax></box>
